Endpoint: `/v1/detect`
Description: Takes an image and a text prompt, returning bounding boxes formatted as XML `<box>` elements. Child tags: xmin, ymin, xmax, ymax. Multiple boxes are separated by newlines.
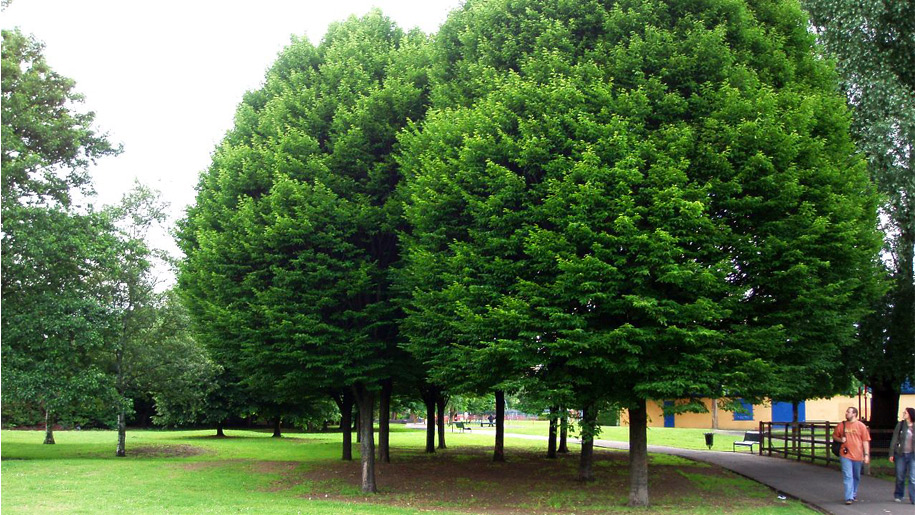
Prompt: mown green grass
<box><xmin>486</xmin><ymin>420</ymin><xmax>747</xmax><ymax>451</ymax></box>
<box><xmin>1</xmin><ymin>428</ymin><xmax>818</xmax><ymax>514</ymax></box>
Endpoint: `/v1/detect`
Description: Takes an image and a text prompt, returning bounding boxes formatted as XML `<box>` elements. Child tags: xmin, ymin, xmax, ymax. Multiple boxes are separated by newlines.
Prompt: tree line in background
<box><xmin>1</xmin><ymin>28</ymin><xmax>220</xmax><ymax>453</ymax></box>
<box><xmin>2</xmin><ymin>0</ymin><xmax>912</xmax><ymax>509</ymax></box>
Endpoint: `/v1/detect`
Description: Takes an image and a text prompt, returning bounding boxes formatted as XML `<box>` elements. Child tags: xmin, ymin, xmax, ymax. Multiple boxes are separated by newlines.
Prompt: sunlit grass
<box><xmin>1</xmin><ymin>428</ymin><xmax>818</xmax><ymax>514</ymax></box>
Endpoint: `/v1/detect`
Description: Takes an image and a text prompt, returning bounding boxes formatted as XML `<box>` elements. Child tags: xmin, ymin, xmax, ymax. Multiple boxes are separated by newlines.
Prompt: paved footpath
<box><xmin>487</xmin><ymin>431</ymin><xmax>912</xmax><ymax>515</ymax></box>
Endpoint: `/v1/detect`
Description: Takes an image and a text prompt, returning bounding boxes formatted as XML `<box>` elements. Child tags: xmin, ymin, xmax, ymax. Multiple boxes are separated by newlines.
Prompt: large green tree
<box><xmin>801</xmin><ymin>0</ymin><xmax>915</xmax><ymax>430</ymax></box>
<box><xmin>178</xmin><ymin>11</ymin><xmax>432</xmax><ymax>492</ymax></box>
<box><xmin>1</xmin><ymin>28</ymin><xmax>120</xmax><ymax>443</ymax></box>
<box><xmin>400</xmin><ymin>0</ymin><xmax>882</xmax><ymax>506</ymax></box>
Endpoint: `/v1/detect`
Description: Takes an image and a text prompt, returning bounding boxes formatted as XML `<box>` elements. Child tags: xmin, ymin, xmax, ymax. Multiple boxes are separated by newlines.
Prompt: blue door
<box><xmin>772</xmin><ymin>401</ymin><xmax>805</xmax><ymax>423</ymax></box>
<box><xmin>663</xmin><ymin>401</ymin><xmax>675</xmax><ymax>428</ymax></box>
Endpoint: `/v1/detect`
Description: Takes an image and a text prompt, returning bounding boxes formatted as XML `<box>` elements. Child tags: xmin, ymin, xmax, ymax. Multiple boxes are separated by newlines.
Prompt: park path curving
<box><xmin>479</xmin><ymin>429</ymin><xmax>911</xmax><ymax>515</ymax></box>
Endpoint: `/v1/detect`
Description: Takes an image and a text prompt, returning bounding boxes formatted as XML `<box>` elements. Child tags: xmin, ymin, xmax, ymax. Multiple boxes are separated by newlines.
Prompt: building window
<box><xmin>733</xmin><ymin>399</ymin><xmax>754</xmax><ymax>421</ymax></box>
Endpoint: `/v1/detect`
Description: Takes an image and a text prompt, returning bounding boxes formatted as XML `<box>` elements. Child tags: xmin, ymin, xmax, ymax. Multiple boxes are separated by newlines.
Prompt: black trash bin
<box><xmin>704</xmin><ymin>432</ymin><xmax>714</xmax><ymax>449</ymax></box>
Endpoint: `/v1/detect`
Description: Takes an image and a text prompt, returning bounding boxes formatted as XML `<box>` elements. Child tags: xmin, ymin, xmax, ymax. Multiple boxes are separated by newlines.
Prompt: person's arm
<box><xmin>863</xmin><ymin>440</ymin><xmax>870</xmax><ymax>464</ymax></box>
<box><xmin>832</xmin><ymin>422</ymin><xmax>845</xmax><ymax>442</ymax></box>
<box><xmin>889</xmin><ymin>422</ymin><xmax>899</xmax><ymax>463</ymax></box>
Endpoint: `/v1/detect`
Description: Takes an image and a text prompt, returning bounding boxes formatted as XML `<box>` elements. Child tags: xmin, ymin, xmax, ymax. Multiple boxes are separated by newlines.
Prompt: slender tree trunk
<box><xmin>578</xmin><ymin>405</ymin><xmax>596</xmax><ymax>481</ymax></box>
<box><xmin>272</xmin><ymin>416</ymin><xmax>282</xmax><ymax>438</ymax></box>
<box><xmin>216</xmin><ymin>420</ymin><xmax>226</xmax><ymax>438</ymax></box>
<box><xmin>355</xmin><ymin>409</ymin><xmax>361</xmax><ymax>443</ymax></box>
<box><xmin>340</xmin><ymin>389</ymin><xmax>354</xmax><ymax>461</ymax></box>
<box><xmin>493</xmin><ymin>389</ymin><xmax>505</xmax><ymax>462</ymax></box>
<box><xmin>628</xmin><ymin>399</ymin><xmax>649</xmax><ymax>507</ymax></box>
<box><xmin>116</xmin><ymin>348</ymin><xmax>126</xmax><ymax>456</ymax></box>
<box><xmin>43</xmin><ymin>409</ymin><xmax>55</xmax><ymax>445</ymax></box>
<box><xmin>791</xmin><ymin>401</ymin><xmax>800</xmax><ymax>451</ymax></box>
<box><xmin>421</xmin><ymin>388</ymin><xmax>436</xmax><ymax>453</ymax></box>
<box><xmin>436</xmin><ymin>394</ymin><xmax>447</xmax><ymax>450</ymax></box>
<box><xmin>558</xmin><ymin>409</ymin><xmax>569</xmax><ymax>453</ymax></box>
<box><xmin>547</xmin><ymin>405</ymin><xmax>558</xmax><ymax>459</ymax></box>
<box><xmin>354</xmin><ymin>383</ymin><xmax>377</xmax><ymax>494</ymax></box>
<box><xmin>116</xmin><ymin>410</ymin><xmax>127</xmax><ymax>457</ymax></box>
<box><xmin>379</xmin><ymin>378</ymin><xmax>392</xmax><ymax>463</ymax></box>
<box><xmin>711</xmin><ymin>399</ymin><xmax>719</xmax><ymax>430</ymax></box>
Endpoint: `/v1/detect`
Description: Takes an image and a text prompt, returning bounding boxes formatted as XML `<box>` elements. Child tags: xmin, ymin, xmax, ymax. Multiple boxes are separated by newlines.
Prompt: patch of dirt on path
<box><xmin>273</xmin><ymin>447</ymin><xmax>791</xmax><ymax>514</ymax></box>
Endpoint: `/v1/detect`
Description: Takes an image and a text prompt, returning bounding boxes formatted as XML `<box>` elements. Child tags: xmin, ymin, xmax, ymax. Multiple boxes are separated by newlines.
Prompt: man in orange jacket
<box><xmin>833</xmin><ymin>407</ymin><xmax>871</xmax><ymax>505</ymax></box>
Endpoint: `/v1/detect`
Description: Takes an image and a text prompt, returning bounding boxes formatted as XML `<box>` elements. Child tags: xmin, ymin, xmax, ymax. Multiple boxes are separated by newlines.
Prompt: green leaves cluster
<box><xmin>801</xmin><ymin>0</ymin><xmax>915</xmax><ymax>423</ymax></box>
<box><xmin>401</xmin><ymin>0</ymin><xmax>883</xmax><ymax>417</ymax></box>
<box><xmin>178</xmin><ymin>10</ymin><xmax>433</xmax><ymax>412</ymax></box>
<box><xmin>2</xmin><ymin>29</ymin><xmax>215</xmax><ymax>438</ymax></box>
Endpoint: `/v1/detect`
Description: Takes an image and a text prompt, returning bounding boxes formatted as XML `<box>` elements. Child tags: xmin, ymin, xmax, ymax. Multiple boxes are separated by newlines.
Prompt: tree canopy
<box><xmin>398</xmin><ymin>0</ymin><xmax>883</xmax><ymax>505</ymax></box>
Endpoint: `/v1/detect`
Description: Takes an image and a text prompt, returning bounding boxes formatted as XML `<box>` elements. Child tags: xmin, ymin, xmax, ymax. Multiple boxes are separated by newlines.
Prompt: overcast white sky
<box><xmin>3</xmin><ymin>0</ymin><xmax>462</xmax><ymax>257</ymax></box>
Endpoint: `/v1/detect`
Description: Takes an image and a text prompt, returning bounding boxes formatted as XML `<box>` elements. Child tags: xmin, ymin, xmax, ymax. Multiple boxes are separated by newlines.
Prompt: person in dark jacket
<box><xmin>889</xmin><ymin>407</ymin><xmax>915</xmax><ymax>504</ymax></box>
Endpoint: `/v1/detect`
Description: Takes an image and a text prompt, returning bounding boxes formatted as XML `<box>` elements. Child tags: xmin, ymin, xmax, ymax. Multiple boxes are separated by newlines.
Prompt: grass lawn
<box><xmin>483</xmin><ymin>420</ymin><xmax>747</xmax><ymax>451</ymax></box>
<box><xmin>1</xmin><ymin>427</ymin><xmax>818</xmax><ymax>514</ymax></box>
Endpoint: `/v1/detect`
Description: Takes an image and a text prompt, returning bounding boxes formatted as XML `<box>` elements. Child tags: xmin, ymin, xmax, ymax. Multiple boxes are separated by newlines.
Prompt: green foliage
<box><xmin>1</xmin><ymin>28</ymin><xmax>118</xmax><ymax>209</ymax></box>
<box><xmin>400</xmin><ymin>0</ymin><xmax>883</xmax><ymax>417</ymax></box>
<box><xmin>801</xmin><ymin>0</ymin><xmax>915</xmax><ymax>405</ymax></box>
<box><xmin>177</xmin><ymin>11</ymin><xmax>433</xmax><ymax>420</ymax></box>
<box><xmin>1</xmin><ymin>28</ymin><xmax>122</xmax><ymax>428</ymax></box>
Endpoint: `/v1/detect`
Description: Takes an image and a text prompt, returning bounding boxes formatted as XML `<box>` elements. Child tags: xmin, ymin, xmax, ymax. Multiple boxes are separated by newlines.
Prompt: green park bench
<box><xmin>733</xmin><ymin>431</ymin><xmax>761</xmax><ymax>452</ymax></box>
<box><xmin>451</xmin><ymin>422</ymin><xmax>472</xmax><ymax>433</ymax></box>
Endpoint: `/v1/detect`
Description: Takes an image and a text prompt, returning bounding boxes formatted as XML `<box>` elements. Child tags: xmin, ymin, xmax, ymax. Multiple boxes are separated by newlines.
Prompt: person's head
<box><xmin>845</xmin><ymin>407</ymin><xmax>858</xmax><ymax>421</ymax></box>
<box><xmin>905</xmin><ymin>407</ymin><xmax>915</xmax><ymax>423</ymax></box>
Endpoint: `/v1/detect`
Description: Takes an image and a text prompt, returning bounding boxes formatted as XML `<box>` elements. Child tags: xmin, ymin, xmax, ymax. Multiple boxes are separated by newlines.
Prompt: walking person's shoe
<box><xmin>894</xmin><ymin>498</ymin><xmax>902</xmax><ymax>503</ymax></box>
<box><xmin>845</xmin><ymin>500</ymin><xmax>853</xmax><ymax>505</ymax></box>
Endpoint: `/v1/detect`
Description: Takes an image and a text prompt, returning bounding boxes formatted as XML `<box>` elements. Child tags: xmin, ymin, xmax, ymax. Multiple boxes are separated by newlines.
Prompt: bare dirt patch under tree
<box><xmin>272</xmin><ymin>446</ymin><xmax>794</xmax><ymax>514</ymax></box>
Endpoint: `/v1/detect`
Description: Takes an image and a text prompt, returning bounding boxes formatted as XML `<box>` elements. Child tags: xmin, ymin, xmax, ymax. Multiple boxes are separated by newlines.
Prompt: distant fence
<box><xmin>758</xmin><ymin>421</ymin><xmax>893</xmax><ymax>466</ymax></box>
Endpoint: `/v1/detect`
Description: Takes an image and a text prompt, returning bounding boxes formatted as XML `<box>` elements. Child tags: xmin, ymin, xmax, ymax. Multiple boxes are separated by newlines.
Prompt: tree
<box><xmin>801</xmin><ymin>0</ymin><xmax>915</xmax><ymax>431</ymax></box>
<box><xmin>178</xmin><ymin>11</ymin><xmax>433</xmax><ymax>492</ymax></box>
<box><xmin>400</xmin><ymin>0</ymin><xmax>882</xmax><ymax>506</ymax></box>
<box><xmin>1</xmin><ymin>28</ymin><xmax>120</xmax><ymax>443</ymax></box>
<box><xmin>1</xmin><ymin>28</ymin><xmax>118</xmax><ymax>209</ymax></box>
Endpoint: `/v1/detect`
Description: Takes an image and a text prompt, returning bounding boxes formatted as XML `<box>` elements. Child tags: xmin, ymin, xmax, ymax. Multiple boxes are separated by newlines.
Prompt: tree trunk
<box><xmin>870</xmin><ymin>380</ymin><xmax>900</xmax><ymax>429</ymax></box>
<box><xmin>558</xmin><ymin>410</ymin><xmax>569</xmax><ymax>453</ymax></box>
<box><xmin>354</xmin><ymin>383</ymin><xmax>377</xmax><ymax>494</ymax></box>
<box><xmin>578</xmin><ymin>405</ymin><xmax>596</xmax><ymax>481</ymax></box>
<box><xmin>43</xmin><ymin>410</ymin><xmax>55</xmax><ymax>445</ymax></box>
<box><xmin>116</xmin><ymin>347</ymin><xmax>126</xmax><ymax>456</ymax></box>
<box><xmin>547</xmin><ymin>405</ymin><xmax>558</xmax><ymax>459</ymax></box>
<box><xmin>436</xmin><ymin>394</ymin><xmax>447</xmax><ymax>450</ymax></box>
<box><xmin>216</xmin><ymin>420</ymin><xmax>226</xmax><ymax>438</ymax></box>
<box><xmin>340</xmin><ymin>389</ymin><xmax>354</xmax><ymax>461</ymax></box>
<box><xmin>493</xmin><ymin>389</ymin><xmax>505</xmax><ymax>462</ymax></box>
<box><xmin>711</xmin><ymin>399</ymin><xmax>719</xmax><ymax>430</ymax></box>
<box><xmin>379</xmin><ymin>378</ymin><xmax>392</xmax><ymax>463</ymax></box>
<box><xmin>355</xmin><ymin>409</ymin><xmax>361</xmax><ymax>443</ymax></box>
<box><xmin>628</xmin><ymin>399</ymin><xmax>650</xmax><ymax>507</ymax></box>
<box><xmin>421</xmin><ymin>387</ymin><xmax>436</xmax><ymax>453</ymax></box>
<box><xmin>272</xmin><ymin>416</ymin><xmax>282</xmax><ymax>438</ymax></box>
<box><xmin>116</xmin><ymin>410</ymin><xmax>127</xmax><ymax>457</ymax></box>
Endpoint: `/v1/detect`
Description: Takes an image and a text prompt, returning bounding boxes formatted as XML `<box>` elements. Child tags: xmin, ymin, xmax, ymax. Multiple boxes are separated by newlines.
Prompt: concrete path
<box><xmin>588</xmin><ymin>438</ymin><xmax>910</xmax><ymax>515</ymax></box>
<box><xmin>467</xmin><ymin>428</ymin><xmax>912</xmax><ymax>515</ymax></box>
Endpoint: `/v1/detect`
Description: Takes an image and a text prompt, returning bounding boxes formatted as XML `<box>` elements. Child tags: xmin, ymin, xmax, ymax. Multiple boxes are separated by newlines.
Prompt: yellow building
<box><xmin>620</xmin><ymin>391</ymin><xmax>915</xmax><ymax>430</ymax></box>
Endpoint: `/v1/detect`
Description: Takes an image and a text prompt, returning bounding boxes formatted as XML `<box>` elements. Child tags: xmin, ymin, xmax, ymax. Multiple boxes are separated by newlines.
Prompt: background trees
<box><xmin>801</xmin><ymin>0</ymin><xmax>915</xmax><ymax>431</ymax></box>
<box><xmin>1</xmin><ymin>28</ymin><xmax>120</xmax><ymax>442</ymax></box>
<box><xmin>2</xmin><ymin>29</ymin><xmax>217</xmax><ymax>443</ymax></box>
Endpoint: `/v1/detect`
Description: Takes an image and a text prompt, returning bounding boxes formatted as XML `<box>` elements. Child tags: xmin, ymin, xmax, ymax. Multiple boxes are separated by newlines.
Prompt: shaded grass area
<box><xmin>1</xmin><ymin>428</ymin><xmax>817</xmax><ymax>514</ymax></box>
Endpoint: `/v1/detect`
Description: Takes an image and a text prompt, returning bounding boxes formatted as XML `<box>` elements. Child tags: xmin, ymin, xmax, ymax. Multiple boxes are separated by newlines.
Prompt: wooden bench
<box><xmin>451</xmin><ymin>422</ymin><xmax>471</xmax><ymax>433</ymax></box>
<box><xmin>733</xmin><ymin>431</ymin><xmax>761</xmax><ymax>452</ymax></box>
